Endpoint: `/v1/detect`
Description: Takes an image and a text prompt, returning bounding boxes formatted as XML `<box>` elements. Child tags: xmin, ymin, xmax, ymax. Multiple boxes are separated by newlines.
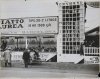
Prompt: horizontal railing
<box><xmin>84</xmin><ymin>47</ymin><xmax>100</xmax><ymax>56</ymax></box>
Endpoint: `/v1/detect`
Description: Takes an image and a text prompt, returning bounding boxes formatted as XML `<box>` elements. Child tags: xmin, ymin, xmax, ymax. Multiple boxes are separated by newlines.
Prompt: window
<box><xmin>77</xmin><ymin>26</ymin><xmax>79</xmax><ymax>29</ymax></box>
<box><xmin>70</xmin><ymin>42</ymin><xmax>72</xmax><ymax>45</ymax></box>
<box><xmin>70</xmin><ymin>18</ymin><xmax>72</xmax><ymax>21</ymax></box>
<box><xmin>63</xmin><ymin>34</ymin><xmax>65</xmax><ymax>37</ymax></box>
<box><xmin>68</xmin><ymin>34</ymin><xmax>70</xmax><ymax>37</ymax></box>
<box><xmin>66</xmin><ymin>22</ymin><xmax>70</xmax><ymax>26</ymax></box>
<box><xmin>63</xmin><ymin>26</ymin><xmax>65</xmax><ymax>29</ymax></box>
<box><xmin>69</xmin><ymin>6</ymin><xmax>72</xmax><ymax>9</ymax></box>
<box><xmin>70</xmin><ymin>22</ymin><xmax>72</xmax><ymax>25</ymax></box>
<box><xmin>74</xmin><ymin>34</ymin><xmax>76</xmax><ymax>37</ymax></box>
<box><xmin>63</xmin><ymin>46</ymin><xmax>65</xmax><ymax>49</ymax></box>
<box><xmin>63</xmin><ymin>42</ymin><xmax>66</xmax><ymax>45</ymax></box>
<box><xmin>66</xmin><ymin>14</ymin><xmax>69</xmax><ymax>17</ymax></box>
<box><xmin>70</xmin><ymin>10</ymin><xmax>72</xmax><ymax>13</ymax></box>
<box><xmin>70</xmin><ymin>14</ymin><xmax>72</xmax><ymax>17</ymax></box>
<box><xmin>66</xmin><ymin>6</ymin><xmax>69</xmax><ymax>9</ymax></box>
<box><xmin>70</xmin><ymin>34</ymin><xmax>72</xmax><ymax>37</ymax></box>
<box><xmin>66</xmin><ymin>50</ymin><xmax>69</xmax><ymax>54</ymax></box>
<box><xmin>77</xmin><ymin>51</ymin><xmax>80</xmax><ymax>54</ymax></box>
<box><xmin>70</xmin><ymin>26</ymin><xmax>72</xmax><ymax>29</ymax></box>
<box><xmin>66</xmin><ymin>42</ymin><xmax>69</xmax><ymax>45</ymax></box>
<box><xmin>63</xmin><ymin>14</ymin><xmax>66</xmax><ymax>17</ymax></box>
<box><xmin>73</xmin><ymin>38</ymin><xmax>76</xmax><ymax>41</ymax></box>
<box><xmin>77</xmin><ymin>42</ymin><xmax>80</xmax><ymax>45</ymax></box>
<box><xmin>73</xmin><ymin>22</ymin><xmax>75</xmax><ymax>25</ymax></box>
<box><xmin>73</xmin><ymin>42</ymin><xmax>76</xmax><ymax>45</ymax></box>
<box><xmin>63</xmin><ymin>22</ymin><xmax>65</xmax><ymax>25</ymax></box>
<box><xmin>77</xmin><ymin>34</ymin><xmax>79</xmax><ymax>37</ymax></box>
<box><xmin>66</xmin><ymin>18</ymin><xmax>69</xmax><ymax>21</ymax></box>
<box><xmin>63</xmin><ymin>38</ymin><xmax>65</xmax><ymax>41</ymax></box>
<box><xmin>73</xmin><ymin>30</ymin><xmax>76</xmax><ymax>33</ymax></box>
<box><xmin>62</xmin><ymin>6</ymin><xmax>65</xmax><ymax>9</ymax></box>
<box><xmin>70</xmin><ymin>46</ymin><xmax>72</xmax><ymax>49</ymax></box>
<box><xmin>73</xmin><ymin>14</ymin><xmax>76</xmax><ymax>17</ymax></box>
<box><xmin>66</xmin><ymin>26</ymin><xmax>67</xmax><ymax>29</ymax></box>
<box><xmin>73</xmin><ymin>5</ymin><xmax>76</xmax><ymax>9</ymax></box>
<box><xmin>70</xmin><ymin>38</ymin><xmax>72</xmax><ymax>41</ymax></box>
<box><xmin>73</xmin><ymin>26</ymin><xmax>75</xmax><ymax>29</ymax></box>
<box><xmin>63</xmin><ymin>10</ymin><xmax>65</xmax><ymax>13</ymax></box>
<box><xmin>77</xmin><ymin>5</ymin><xmax>80</xmax><ymax>8</ymax></box>
<box><xmin>73</xmin><ymin>18</ymin><xmax>76</xmax><ymax>21</ymax></box>
<box><xmin>63</xmin><ymin>30</ymin><xmax>65</xmax><ymax>33</ymax></box>
<box><xmin>78</xmin><ymin>30</ymin><xmax>80</xmax><ymax>33</ymax></box>
<box><xmin>77</xmin><ymin>13</ymin><xmax>80</xmax><ymax>16</ymax></box>
<box><xmin>67</xmin><ymin>38</ymin><xmax>69</xmax><ymax>41</ymax></box>
<box><xmin>63</xmin><ymin>50</ymin><xmax>65</xmax><ymax>54</ymax></box>
<box><xmin>77</xmin><ymin>9</ymin><xmax>79</xmax><ymax>13</ymax></box>
<box><xmin>73</xmin><ymin>51</ymin><xmax>76</xmax><ymax>54</ymax></box>
<box><xmin>63</xmin><ymin>18</ymin><xmax>66</xmax><ymax>21</ymax></box>
<box><xmin>77</xmin><ymin>18</ymin><xmax>80</xmax><ymax>21</ymax></box>
<box><xmin>70</xmin><ymin>30</ymin><xmax>72</xmax><ymax>33</ymax></box>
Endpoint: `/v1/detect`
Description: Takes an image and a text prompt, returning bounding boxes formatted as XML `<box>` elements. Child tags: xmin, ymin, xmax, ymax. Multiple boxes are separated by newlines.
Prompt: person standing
<box><xmin>80</xmin><ymin>43</ymin><xmax>84</xmax><ymax>55</ymax></box>
<box><xmin>22</xmin><ymin>49</ymin><xmax>30</xmax><ymax>68</ymax></box>
<box><xmin>3</xmin><ymin>48</ymin><xmax>12</xmax><ymax>67</ymax></box>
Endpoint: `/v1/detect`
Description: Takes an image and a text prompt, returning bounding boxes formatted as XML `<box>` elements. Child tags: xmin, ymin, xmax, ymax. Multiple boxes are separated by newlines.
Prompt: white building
<box><xmin>57</xmin><ymin>1</ymin><xmax>85</xmax><ymax>63</ymax></box>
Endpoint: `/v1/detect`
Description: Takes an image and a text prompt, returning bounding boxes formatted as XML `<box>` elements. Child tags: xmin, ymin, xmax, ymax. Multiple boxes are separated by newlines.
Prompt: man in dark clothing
<box><xmin>80</xmin><ymin>43</ymin><xmax>84</xmax><ymax>55</ymax></box>
<box><xmin>22</xmin><ymin>49</ymin><xmax>30</xmax><ymax>68</ymax></box>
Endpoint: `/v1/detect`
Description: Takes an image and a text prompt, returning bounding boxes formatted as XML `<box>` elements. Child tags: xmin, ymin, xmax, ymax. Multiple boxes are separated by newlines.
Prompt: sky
<box><xmin>0</xmin><ymin>0</ymin><xmax>100</xmax><ymax>32</ymax></box>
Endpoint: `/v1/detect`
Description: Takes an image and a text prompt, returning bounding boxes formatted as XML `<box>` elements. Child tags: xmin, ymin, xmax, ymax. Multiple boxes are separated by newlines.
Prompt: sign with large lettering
<box><xmin>0</xmin><ymin>16</ymin><xmax>58</xmax><ymax>34</ymax></box>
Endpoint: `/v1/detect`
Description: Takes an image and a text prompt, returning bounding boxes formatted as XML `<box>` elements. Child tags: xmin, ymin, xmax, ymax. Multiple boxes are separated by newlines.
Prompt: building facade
<box><xmin>57</xmin><ymin>1</ymin><xmax>85</xmax><ymax>63</ymax></box>
<box><xmin>0</xmin><ymin>1</ymin><xmax>86</xmax><ymax>63</ymax></box>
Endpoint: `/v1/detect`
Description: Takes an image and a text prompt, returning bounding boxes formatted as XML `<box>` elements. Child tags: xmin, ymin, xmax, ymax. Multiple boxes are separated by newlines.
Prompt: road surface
<box><xmin>0</xmin><ymin>62</ymin><xmax>99</xmax><ymax>78</ymax></box>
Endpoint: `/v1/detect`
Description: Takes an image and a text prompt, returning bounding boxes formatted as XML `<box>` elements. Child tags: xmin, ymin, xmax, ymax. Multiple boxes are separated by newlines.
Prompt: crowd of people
<box><xmin>11</xmin><ymin>46</ymin><xmax>57</xmax><ymax>52</ymax></box>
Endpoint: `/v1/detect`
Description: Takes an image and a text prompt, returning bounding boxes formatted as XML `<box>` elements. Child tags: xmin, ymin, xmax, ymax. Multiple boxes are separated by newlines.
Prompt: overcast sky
<box><xmin>0</xmin><ymin>0</ymin><xmax>100</xmax><ymax>32</ymax></box>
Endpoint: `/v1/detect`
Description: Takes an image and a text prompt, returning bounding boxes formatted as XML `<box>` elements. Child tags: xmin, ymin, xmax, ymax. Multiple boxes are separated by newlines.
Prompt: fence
<box><xmin>84</xmin><ymin>47</ymin><xmax>99</xmax><ymax>56</ymax></box>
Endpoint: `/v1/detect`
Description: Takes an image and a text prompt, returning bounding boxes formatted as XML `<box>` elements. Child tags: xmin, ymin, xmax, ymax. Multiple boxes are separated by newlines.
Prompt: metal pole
<box><xmin>25</xmin><ymin>37</ymin><xmax>28</xmax><ymax>49</ymax></box>
<box><xmin>17</xmin><ymin>38</ymin><xmax>18</xmax><ymax>50</ymax></box>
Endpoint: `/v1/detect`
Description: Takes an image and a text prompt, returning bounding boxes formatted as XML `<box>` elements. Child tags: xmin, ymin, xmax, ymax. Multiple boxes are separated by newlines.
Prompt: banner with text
<box><xmin>0</xmin><ymin>16</ymin><xmax>58</xmax><ymax>34</ymax></box>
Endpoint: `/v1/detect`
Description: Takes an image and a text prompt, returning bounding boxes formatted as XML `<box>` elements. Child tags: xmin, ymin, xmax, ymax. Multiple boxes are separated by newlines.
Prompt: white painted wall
<box><xmin>11</xmin><ymin>51</ymin><xmax>56</xmax><ymax>62</ymax></box>
<box><xmin>57</xmin><ymin>54</ymin><xmax>83</xmax><ymax>63</ymax></box>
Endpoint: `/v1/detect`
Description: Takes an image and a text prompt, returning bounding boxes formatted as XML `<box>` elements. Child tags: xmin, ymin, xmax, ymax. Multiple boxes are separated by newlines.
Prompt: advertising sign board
<box><xmin>0</xmin><ymin>16</ymin><xmax>58</xmax><ymax>35</ymax></box>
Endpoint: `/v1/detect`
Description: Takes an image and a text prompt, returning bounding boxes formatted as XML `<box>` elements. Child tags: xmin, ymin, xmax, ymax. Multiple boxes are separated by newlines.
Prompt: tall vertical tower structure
<box><xmin>57</xmin><ymin>1</ymin><xmax>85</xmax><ymax>63</ymax></box>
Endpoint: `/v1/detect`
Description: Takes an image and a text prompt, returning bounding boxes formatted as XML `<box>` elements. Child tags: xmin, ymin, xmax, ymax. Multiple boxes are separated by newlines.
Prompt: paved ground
<box><xmin>0</xmin><ymin>62</ymin><xmax>99</xmax><ymax>79</ymax></box>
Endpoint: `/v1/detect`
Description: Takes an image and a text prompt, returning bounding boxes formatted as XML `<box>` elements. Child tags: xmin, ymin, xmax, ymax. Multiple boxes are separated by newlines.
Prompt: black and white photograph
<box><xmin>0</xmin><ymin>0</ymin><xmax>100</xmax><ymax>79</ymax></box>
